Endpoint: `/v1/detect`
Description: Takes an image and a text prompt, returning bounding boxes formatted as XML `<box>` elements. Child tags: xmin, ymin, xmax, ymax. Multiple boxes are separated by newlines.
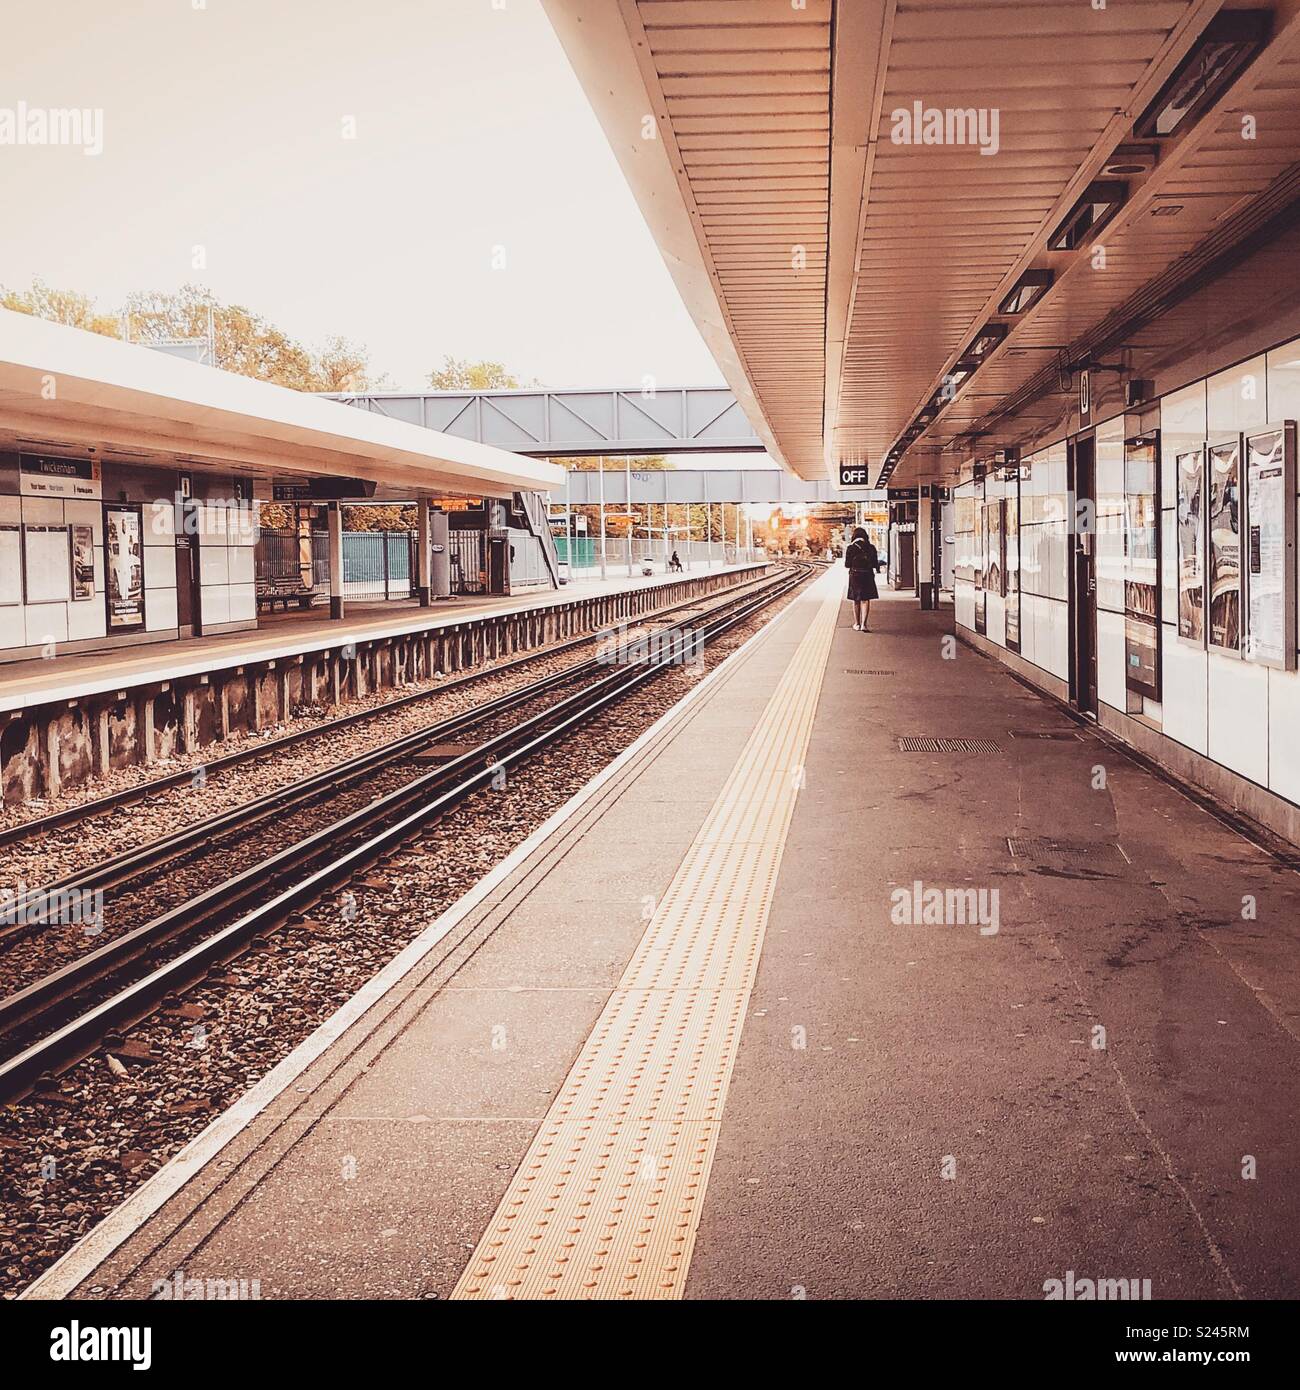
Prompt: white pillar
<box><xmin>416</xmin><ymin>498</ymin><xmax>431</xmax><ymax>605</ymax></box>
<box><xmin>328</xmin><ymin>502</ymin><xmax>344</xmax><ymax>619</ymax></box>
<box><xmin>564</xmin><ymin>461</ymin><xmax>573</xmax><ymax>576</ymax></box>
<box><xmin>598</xmin><ymin>457</ymin><xmax>607</xmax><ymax>583</ymax></box>
<box><xmin>625</xmin><ymin>455</ymin><xmax>634</xmax><ymax>578</ymax></box>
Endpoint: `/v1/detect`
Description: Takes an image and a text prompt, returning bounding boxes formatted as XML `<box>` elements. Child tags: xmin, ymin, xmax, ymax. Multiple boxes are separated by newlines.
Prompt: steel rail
<box><xmin>0</xmin><ymin>565</ymin><xmax>812</xmax><ymax>1098</ymax></box>
<box><xmin>0</xmin><ymin>571</ymin><xmax>778</xmax><ymax>934</ymax></box>
<box><xmin>0</xmin><ymin>567</ymin><xmax>775</xmax><ymax>849</ymax></box>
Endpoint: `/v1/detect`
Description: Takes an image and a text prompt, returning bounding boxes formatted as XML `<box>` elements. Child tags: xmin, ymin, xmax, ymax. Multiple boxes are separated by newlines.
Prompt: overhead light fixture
<box><xmin>943</xmin><ymin>362</ymin><xmax>977</xmax><ymax>396</ymax></box>
<box><xmin>1150</xmin><ymin>203</ymin><xmax>1184</xmax><ymax>218</ymax></box>
<box><xmin>1135</xmin><ymin>10</ymin><xmax>1270</xmax><ymax>140</ymax></box>
<box><xmin>998</xmin><ymin>269</ymin><xmax>1053</xmax><ymax>316</ymax></box>
<box><xmin>1048</xmin><ymin>181</ymin><xmax>1127</xmax><ymax>251</ymax></box>
<box><xmin>967</xmin><ymin>322</ymin><xmax>1007</xmax><ymax>360</ymax></box>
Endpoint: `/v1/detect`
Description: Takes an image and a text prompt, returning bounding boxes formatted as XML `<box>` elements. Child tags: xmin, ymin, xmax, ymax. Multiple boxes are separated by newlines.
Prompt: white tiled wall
<box><xmin>194</xmin><ymin>500</ymin><xmax>257</xmax><ymax>627</ymax></box>
<box><xmin>2</xmin><ymin>492</ymin><xmax>109</xmax><ymax>655</ymax></box>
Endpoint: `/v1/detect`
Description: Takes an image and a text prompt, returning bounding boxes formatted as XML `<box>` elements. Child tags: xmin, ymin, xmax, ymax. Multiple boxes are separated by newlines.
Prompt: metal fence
<box><xmin>449</xmin><ymin>528</ymin><xmax>486</xmax><ymax>595</ymax></box>
<box><xmin>556</xmin><ymin>538</ymin><xmax>765</xmax><ymax>576</ymax></box>
<box><xmin>342</xmin><ymin>530</ymin><xmax>415</xmax><ymax>600</ymax></box>
<box><xmin>255</xmin><ymin>528</ymin><xmax>330</xmax><ymax>609</ymax></box>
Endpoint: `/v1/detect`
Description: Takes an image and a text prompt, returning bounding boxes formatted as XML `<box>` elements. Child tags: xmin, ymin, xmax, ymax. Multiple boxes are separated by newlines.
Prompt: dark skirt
<box><xmin>848</xmin><ymin>569</ymin><xmax>878</xmax><ymax>601</ymax></box>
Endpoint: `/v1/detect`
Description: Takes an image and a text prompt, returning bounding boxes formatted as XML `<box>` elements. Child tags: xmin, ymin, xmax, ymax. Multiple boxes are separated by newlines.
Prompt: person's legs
<box><xmin>862</xmin><ymin>599</ymin><xmax>871</xmax><ymax>630</ymax></box>
<box><xmin>852</xmin><ymin>599</ymin><xmax>864</xmax><ymax>629</ymax></box>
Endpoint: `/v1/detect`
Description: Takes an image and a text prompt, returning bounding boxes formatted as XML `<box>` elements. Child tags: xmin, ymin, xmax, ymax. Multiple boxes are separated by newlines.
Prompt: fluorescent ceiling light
<box><xmin>1135</xmin><ymin>10</ymin><xmax>1270</xmax><ymax>139</ymax></box>
<box><xmin>998</xmin><ymin>270</ymin><xmax>1054</xmax><ymax>316</ymax></box>
<box><xmin>1048</xmin><ymin>181</ymin><xmax>1127</xmax><ymax>251</ymax></box>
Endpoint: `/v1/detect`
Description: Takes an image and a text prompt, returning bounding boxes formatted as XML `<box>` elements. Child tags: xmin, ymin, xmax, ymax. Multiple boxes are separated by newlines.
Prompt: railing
<box><xmin>555</xmin><ymin>537</ymin><xmax>766</xmax><ymax>578</ymax></box>
<box><xmin>341</xmin><ymin>531</ymin><xmax>415</xmax><ymax>600</ymax></box>
<box><xmin>449</xmin><ymin>528</ymin><xmax>486</xmax><ymax>596</ymax></box>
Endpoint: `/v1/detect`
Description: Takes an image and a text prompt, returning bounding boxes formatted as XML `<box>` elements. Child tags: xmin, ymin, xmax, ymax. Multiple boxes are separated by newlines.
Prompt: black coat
<box><xmin>845</xmin><ymin>539</ymin><xmax>880</xmax><ymax>601</ymax></box>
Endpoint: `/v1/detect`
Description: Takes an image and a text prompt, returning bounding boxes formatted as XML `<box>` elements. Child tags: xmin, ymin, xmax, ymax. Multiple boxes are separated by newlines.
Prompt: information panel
<box><xmin>1243</xmin><ymin>423</ymin><xmax>1296</xmax><ymax>670</ymax></box>
<box><xmin>23</xmin><ymin>526</ymin><xmax>72</xmax><ymax>604</ymax></box>
<box><xmin>1175</xmin><ymin>448</ymin><xmax>1206</xmax><ymax>645</ymax></box>
<box><xmin>1207</xmin><ymin>437</ymin><xmax>1242</xmax><ymax>653</ymax></box>
<box><xmin>0</xmin><ymin>528</ymin><xmax>20</xmax><ymax>605</ymax></box>
<box><xmin>71</xmin><ymin>525</ymin><xmax>96</xmax><ymax>601</ymax></box>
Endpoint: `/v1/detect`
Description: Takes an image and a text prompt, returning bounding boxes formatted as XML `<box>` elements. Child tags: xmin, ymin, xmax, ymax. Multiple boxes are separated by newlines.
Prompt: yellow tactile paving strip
<box><xmin>452</xmin><ymin>576</ymin><xmax>840</xmax><ymax>1299</ymax></box>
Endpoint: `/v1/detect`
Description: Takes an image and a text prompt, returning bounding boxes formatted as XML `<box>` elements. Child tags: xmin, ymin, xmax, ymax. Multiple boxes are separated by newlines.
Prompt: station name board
<box><xmin>19</xmin><ymin>454</ymin><xmax>102</xmax><ymax>500</ymax></box>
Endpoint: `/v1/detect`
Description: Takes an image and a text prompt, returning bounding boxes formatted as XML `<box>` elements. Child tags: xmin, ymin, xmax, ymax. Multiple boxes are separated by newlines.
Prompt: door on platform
<box><xmin>1069</xmin><ymin>434</ymin><xmax>1098</xmax><ymax>716</ymax></box>
<box><xmin>175</xmin><ymin>504</ymin><xmax>201</xmax><ymax>637</ymax></box>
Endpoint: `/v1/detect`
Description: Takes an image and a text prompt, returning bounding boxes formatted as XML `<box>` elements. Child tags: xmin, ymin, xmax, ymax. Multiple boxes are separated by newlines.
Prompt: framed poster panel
<box><xmin>1005</xmin><ymin>485</ymin><xmax>1021</xmax><ymax>653</ymax></box>
<box><xmin>1242</xmin><ymin>421</ymin><xmax>1296</xmax><ymax>671</ymax></box>
<box><xmin>986</xmin><ymin>499</ymin><xmax>1005</xmax><ymax>597</ymax></box>
<box><xmin>71</xmin><ymin>524</ymin><xmax>96</xmax><ymax>601</ymax></box>
<box><xmin>1123</xmin><ymin>432</ymin><xmax>1161</xmax><ymax>699</ymax></box>
<box><xmin>104</xmin><ymin>504</ymin><xmax>146</xmax><ymax>632</ymax></box>
<box><xmin>1175</xmin><ymin>447</ymin><xmax>1206</xmax><ymax>645</ymax></box>
<box><xmin>0</xmin><ymin>526</ymin><xmax>21</xmax><ymax>605</ymax></box>
<box><xmin>22</xmin><ymin>526</ymin><xmax>72</xmax><ymax>604</ymax></box>
<box><xmin>1207</xmin><ymin>435</ymin><xmax>1243</xmax><ymax>654</ymax></box>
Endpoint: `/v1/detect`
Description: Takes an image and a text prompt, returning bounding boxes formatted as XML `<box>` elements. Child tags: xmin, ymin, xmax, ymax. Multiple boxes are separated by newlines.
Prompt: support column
<box><xmin>917</xmin><ymin>487</ymin><xmax>936</xmax><ymax>610</ymax></box>
<box><xmin>179</xmin><ymin>687</ymin><xmax>197</xmax><ymax>755</ymax></box>
<box><xmin>416</xmin><ymin>498</ymin><xmax>431</xmax><ymax>606</ymax></box>
<box><xmin>44</xmin><ymin>716</ymin><xmax>63</xmax><ymax>799</ymax></box>
<box><xmin>328</xmin><ymin>502</ymin><xmax>344</xmax><ymax>620</ymax></box>
<box><xmin>136</xmin><ymin>691</ymin><xmax>156</xmax><ymax>764</ymax></box>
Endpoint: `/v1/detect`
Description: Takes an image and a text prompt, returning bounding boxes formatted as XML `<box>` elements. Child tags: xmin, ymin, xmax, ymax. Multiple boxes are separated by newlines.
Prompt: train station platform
<box><xmin>0</xmin><ymin>561</ymin><xmax>768</xmax><ymax>805</ymax></box>
<box><xmin>26</xmin><ymin>570</ymin><xmax>1300</xmax><ymax>1301</ymax></box>
<box><xmin>0</xmin><ymin>560</ymin><xmax>761</xmax><ymax>715</ymax></box>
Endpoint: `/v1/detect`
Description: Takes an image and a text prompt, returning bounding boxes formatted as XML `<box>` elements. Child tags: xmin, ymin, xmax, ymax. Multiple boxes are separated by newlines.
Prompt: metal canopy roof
<box><xmin>544</xmin><ymin>0</ymin><xmax>1300</xmax><ymax>488</ymax></box>
<box><xmin>0</xmin><ymin>310</ymin><xmax>564</xmax><ymax>499</ymax></box>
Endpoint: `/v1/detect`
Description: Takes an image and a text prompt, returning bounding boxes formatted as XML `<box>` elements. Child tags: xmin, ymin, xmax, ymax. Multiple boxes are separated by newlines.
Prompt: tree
<box><xmin>427</xmin><ymin>355</ymin><xmax>532</xmax><ymax>391</ymax></box>
<box><xmin>312</xmin><ymin>335</ymin><xmax>381</xmax><ymax>393</ymax></box>
<box><xmin>343</xmin><ymin>503</ymin><xmax>417</xmax><ymax>532</ymax></box>
<box><xmin>0</xmin><ymin>279</ymin><xmax>121</xmax><ymax>338</ymax></box>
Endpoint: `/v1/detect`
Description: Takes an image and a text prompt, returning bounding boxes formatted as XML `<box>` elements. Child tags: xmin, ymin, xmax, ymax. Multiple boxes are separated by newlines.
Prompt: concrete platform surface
<box><xmin>26</xmin><ymin>580</ymin><xmax>1300</xmax><ymax>1301</ymax></box>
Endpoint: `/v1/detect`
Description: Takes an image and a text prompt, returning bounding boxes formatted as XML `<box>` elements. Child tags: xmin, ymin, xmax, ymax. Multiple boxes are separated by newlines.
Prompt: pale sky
<box><xmin>0</xmin><ymin>0</ymin><xmax>727</xmax><ymax>396</ymax></box>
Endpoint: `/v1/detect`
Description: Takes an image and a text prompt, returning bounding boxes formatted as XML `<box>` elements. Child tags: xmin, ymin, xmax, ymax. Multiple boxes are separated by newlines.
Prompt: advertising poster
<box><xmin>1243</xmin><ymin>425</ymin><xmax>1296</xmax><ymax>669</ymax></box>
<box><xmin>1005</xmin><ymin>493</ymin><xmax>1020</xmax><ymax>652</ymax></box>
<box><xmin>71</xmin><ymin>524</ymin><xmax>95</xmax><ymax>600</ymax></box>
<box><xmin>1175</xmin><ymin>448</ymin><xmax>1205</xmax><ymax>643</ymax></box>
<box><xmin>1123</xmin><ymin>434</ymin><xmax>1161</xmax><ymax>700</ymax></box>
<box><xmin>1207</xmin><ymin>438</ymin><xmax>1242</xmax><ymax>652</ymax></box>
<box><xmin>105</xmin><ymin>505</ymin><xmax>145</xmax><ymax>630</ymax></box>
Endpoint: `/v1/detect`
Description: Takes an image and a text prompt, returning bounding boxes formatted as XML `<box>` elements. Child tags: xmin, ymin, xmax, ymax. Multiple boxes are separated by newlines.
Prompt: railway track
<box><xmin>0</xmin><ymin>562</ymin><xmax>814</xmax><ymax>1100</ymax></box>
<box><xmin>0</xmin><ymin>565</ymin><xmax>781</xmax><ymax>852</ymax></box>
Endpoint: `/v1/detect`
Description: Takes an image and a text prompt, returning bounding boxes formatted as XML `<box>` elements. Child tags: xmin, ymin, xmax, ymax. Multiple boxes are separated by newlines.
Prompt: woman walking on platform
<box><xmin>845</xmin><ymin>526</ymin><xmax>881</xmax><ymax>631</ymax></box>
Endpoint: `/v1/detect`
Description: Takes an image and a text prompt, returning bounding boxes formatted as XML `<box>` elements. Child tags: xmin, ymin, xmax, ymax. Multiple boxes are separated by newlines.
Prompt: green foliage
<box><xmin>2</xmin><ymin>280</ymin><xmax>387</xmax><ymax>393</ymax></box>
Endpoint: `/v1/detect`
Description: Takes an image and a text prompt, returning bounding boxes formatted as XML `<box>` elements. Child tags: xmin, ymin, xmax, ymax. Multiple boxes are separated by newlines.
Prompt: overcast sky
<box><xmin>0</xmin><ymin>0</ymin><xmax>727</xmax><ymax>397</ymax></box>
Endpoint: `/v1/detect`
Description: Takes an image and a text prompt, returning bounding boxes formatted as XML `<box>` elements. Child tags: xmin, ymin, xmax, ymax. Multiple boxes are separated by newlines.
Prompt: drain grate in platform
<box><xmin>1008</xmin><ymin>836</ymin><xmax>1130</xmax><ymax>872</ymax></box>
<box><xmin>898</xmin><ymin>736</ymin><xmax>1003</xmax><ymax>754</ymax></box>
<box><xmin>846</xmin><ymin>668</ymin><xmax>895</xmax><ymax>675</ymax></box>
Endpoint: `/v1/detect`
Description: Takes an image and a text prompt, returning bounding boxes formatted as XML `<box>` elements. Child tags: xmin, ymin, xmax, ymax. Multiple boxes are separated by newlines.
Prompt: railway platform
<box><xmin>24</xmin><ymin>570</ymin><xmax>1300</xmax><ymax>1301</ymax></box>
<box><xmin>0</xmin><ymin>561</ymin><xmax>765</xmax><ymax>804</ymax></box>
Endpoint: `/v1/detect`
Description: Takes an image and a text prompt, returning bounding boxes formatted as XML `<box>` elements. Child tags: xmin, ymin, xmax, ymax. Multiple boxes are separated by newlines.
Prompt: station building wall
<box><xmin>954</xmin><ymin>331</ymin><xmax>1300</xmax><ymax>846</ymax></box>
<box><xmin>0</xmin><ymin>455</ymin><xmax>257</xmax><ymax>665</ymax></box>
